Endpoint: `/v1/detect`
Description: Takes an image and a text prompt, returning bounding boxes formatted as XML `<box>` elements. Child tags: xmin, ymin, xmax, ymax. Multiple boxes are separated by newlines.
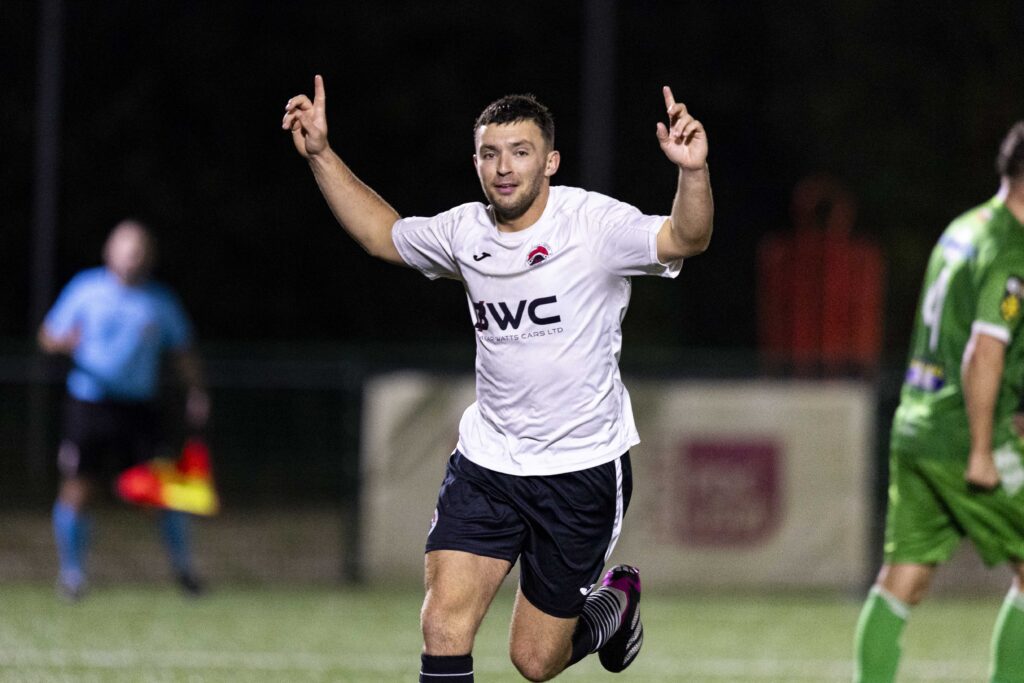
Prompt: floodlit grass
<box><xmin>0</xmin><ymin>583</ymin><xmax>999</xmax><ymax>682</ymax></box>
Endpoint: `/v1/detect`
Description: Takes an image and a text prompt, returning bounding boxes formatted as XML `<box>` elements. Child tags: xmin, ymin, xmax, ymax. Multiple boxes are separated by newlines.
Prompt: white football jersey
<box><xmin>392</xmin><ymin>185</ymin><xmax>681</xmax><ymax>475</ymax></box>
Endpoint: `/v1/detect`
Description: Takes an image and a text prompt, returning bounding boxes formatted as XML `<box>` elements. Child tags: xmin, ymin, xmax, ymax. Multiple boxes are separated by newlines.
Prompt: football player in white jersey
<box><xmin>283</xmin><ymin>76</ymin><xmax>712</xmax><ymax>682</ymax></box>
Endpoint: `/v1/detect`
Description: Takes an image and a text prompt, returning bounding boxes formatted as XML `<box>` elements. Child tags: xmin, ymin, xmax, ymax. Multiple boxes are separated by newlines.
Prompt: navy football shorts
<box><xmin>57</xmin><ymin>396</ymin><xmax>162</xmax><ymax>478</ymax></box>
<box><xmin>425</xmin><ymin>450</ymin><xmax>632</xmax><ymax>618</ymax></box>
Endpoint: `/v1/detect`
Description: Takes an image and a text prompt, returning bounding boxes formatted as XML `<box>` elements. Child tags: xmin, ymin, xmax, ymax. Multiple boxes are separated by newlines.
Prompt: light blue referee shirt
<box><xmin>43</xmin><ymin>267</ymin><xmax>193</xmax><ymax>402</ymax></box>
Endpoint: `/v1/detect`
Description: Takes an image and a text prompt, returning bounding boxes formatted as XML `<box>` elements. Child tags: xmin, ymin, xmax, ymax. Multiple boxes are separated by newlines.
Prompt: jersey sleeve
<box><xmin>588</xmin><ymin>194</ymin><xmax>681</xmax><ymax>278</ymax></box>
<box><xmin>973</xmin><ymin>250</ymin><xmax>1024</xmax><ymax>343</ymax></box>
<box><xmin>42</xmin><ymin>273</ymin><xmax>89</xmax><ymax>338</ymax></box>
<box><xmin>392</xmin><ymin>213</ymin><xmax>460</xmax><ymax>280</ymax></box>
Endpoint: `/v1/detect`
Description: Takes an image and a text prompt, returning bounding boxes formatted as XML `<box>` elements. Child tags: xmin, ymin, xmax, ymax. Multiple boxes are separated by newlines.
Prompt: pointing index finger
<box><xmin>314</xmin><ymin>74</ymin><xmax>326</xmax><ymax>107</ymax></box>
<box><xmin>662</xmin><ymin>85</ymin><xmax>676</xmax><ymax>111</ymax></box>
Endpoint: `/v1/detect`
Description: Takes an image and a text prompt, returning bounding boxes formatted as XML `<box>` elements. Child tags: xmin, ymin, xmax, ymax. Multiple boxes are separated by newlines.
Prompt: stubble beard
<box><xmin>487</xmin><ymin>172</ymin><xmax>545</xmax><ymax>224</ymax></box>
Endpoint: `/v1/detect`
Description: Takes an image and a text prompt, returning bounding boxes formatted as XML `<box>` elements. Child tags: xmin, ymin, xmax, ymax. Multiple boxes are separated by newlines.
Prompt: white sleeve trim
<box><xmin>971</xmin><ymin>321</ymin><xmax>1011</xmax><ymax>344</ymax></box>
<box><xmin>649</xmin><ymin>216</ymin><xmax>684</xmax><ymax>276</ymax></box>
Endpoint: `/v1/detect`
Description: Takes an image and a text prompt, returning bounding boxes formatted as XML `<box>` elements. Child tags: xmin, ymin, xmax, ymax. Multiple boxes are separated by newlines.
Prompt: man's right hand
<box><xmin>282</xmin><ymin>74</ymin><xmax>329</xmax><ymax>159</ymax></box>
<box><xmin>280</xmin><ymin>73</ymin><xmax>404</xmax><ymax>265</ymax></box>
<box><xmin>38</xmin><ymin>326</ymin><xmax>80</xmax><ymax>356</ymax></box>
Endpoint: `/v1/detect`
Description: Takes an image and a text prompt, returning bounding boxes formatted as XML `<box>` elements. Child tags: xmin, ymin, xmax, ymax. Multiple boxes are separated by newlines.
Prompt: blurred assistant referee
<box><xmin>283</xmin><ymin>77</ymin><xmax>712</xmax><ymax>682</ymax></box>
<box><xmin>39</xmin><ymin>219</ymin><xmax>210</xmax><ymax>601</ymax></box>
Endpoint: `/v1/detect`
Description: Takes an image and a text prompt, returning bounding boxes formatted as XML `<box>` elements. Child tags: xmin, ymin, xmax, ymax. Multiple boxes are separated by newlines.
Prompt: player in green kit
<box><xmin>854</xmin><ymin>121</ymin><xmax>1024</xmax><ymax>682</ymax></box>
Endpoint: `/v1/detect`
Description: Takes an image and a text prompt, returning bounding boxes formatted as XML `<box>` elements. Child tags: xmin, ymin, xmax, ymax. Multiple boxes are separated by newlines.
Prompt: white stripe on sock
<box><xmin>1007</xmin><ymin>584</ymin><xmax>1024</xmax><ymax>612</ymax></box>
<box><xmin>872</xmin><ymin>585</ymin><xmax>910</xmax><ymax>620</ymax></box>
<box><xmin>580</xmin><ymin>588</ymin><xmax>624</xmax><ymax>652</ymax></box>
<box><xmin>419</xmin><ymin>672</ymin><xmax>473</xmax><ymax>678</ymax></box>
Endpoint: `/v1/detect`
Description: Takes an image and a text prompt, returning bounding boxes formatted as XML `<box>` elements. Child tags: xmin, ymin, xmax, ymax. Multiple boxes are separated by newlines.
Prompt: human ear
<box><xmin>545</xmin><ymin>150</ymin><xmax>560</xmax><ymax>177</ymax></box>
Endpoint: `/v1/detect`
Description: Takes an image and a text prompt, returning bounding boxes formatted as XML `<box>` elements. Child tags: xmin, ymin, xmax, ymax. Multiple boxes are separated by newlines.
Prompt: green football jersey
<box><xmin>892</xmin><ymin>196</ymin><xmax>1024</xmax><ymax>459</ymax></box>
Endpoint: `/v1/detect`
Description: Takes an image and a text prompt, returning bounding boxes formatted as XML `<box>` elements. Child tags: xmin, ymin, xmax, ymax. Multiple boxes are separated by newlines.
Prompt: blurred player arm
<box><xmin>962</xmin><ymin>330</ymin><xmax>1006</xmax><ymax>489</ymax></box>
<box><xmin>37</xmin><ymin>324</ymin><xmax>80</xmax><ymax>356</ymax></box>
<box><xmin>282</xmin><ymin>75</ymin><xmax>405</xmax><ymax>265</ymax></box>
<box><xmin>655</xmin><ymin>86</ymin><xmax>713</xmax><ymax>262</ymax></box>
<box><xmin>173</xmin><ymin>348</ymin><xmax>210</xmax><ymax>429</ymax></box>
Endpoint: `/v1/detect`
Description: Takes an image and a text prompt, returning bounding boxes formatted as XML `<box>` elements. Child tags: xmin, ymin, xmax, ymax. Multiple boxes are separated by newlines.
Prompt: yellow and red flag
<box><xmin>117</xmin><ymin>438</ymin><xmax>219</xmax><ymax>516</ymax></box>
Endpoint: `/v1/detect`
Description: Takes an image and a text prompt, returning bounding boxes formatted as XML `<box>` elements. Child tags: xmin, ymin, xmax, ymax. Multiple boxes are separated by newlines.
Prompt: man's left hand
<box><xmin>186</xmin><ymin>388</ymin><xmax>211</xmax><ymax>430</ymax></box>
<box><xmin>656</xmin><ymin>86</ymin><xmax>708</xmax><ymax>170</ymax></box>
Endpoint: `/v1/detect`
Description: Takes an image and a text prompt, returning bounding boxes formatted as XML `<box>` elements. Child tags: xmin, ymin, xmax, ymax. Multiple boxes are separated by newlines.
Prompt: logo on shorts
<box><xmin>428</xmin><ymin>508</ymin><xmax>439</xmax><ymax>536</ymax></box>
<box><xmin>994</xmin><ymin>444</ymin><xmax>1024</xmax><ymax>496</ymax></box>
<box><xmin>527</xmin><ymin>244</ymin><xmax>551</xmax><ymax>267</ymax></box>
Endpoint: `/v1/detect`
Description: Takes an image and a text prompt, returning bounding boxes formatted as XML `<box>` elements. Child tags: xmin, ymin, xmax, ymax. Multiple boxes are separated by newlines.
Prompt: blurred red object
<box><xmin>116</xmin><ymin>437</ymin><xmax>219</xmax><ymax>516</ymax></box>
<box><xmin>758</xmin><ymin>175</ymin><xmax>885</xmax><ymax>377</ymax></box>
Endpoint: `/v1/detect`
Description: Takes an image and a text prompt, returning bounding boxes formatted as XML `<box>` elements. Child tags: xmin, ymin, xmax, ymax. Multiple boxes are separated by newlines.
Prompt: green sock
<box><xmin>854</xmin><ymin>586</ymin><xmax>908</xmax><ymax>683</ymax></box>
<box><xmin>991</xmin><ymin>586</ymin><xmax>1024</xmax><ymax>683</ymax></box>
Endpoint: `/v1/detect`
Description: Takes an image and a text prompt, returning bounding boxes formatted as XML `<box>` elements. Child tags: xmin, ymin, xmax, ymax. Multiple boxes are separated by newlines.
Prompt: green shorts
<box><xmin>884</xmin><ymin>443</ymin><xmax>1024</xmax><ymax>567</ymax></box>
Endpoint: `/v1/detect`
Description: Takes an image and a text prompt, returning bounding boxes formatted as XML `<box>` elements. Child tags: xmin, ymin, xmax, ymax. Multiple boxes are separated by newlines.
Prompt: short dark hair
<box><xmin>474</xmin><ymin>94</ymin><xmax>555</xmax><ymax>148</ymax></box>
<box><xmin>997</xmin><ymin>121</ymin><xmax>1024</xmax><ymax>180</ymax></box>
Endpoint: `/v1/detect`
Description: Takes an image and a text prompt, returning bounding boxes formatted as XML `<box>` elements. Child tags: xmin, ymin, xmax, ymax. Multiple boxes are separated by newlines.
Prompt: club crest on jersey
<box><xmin>527</xmin><ymin>243</ymin><xmax>551</xmax><ymax>267</ymax></box>
<box><xmin>1001</xmin><ymin>275</ymin><xmax>1024</xmax><ymax>322</ymax></box>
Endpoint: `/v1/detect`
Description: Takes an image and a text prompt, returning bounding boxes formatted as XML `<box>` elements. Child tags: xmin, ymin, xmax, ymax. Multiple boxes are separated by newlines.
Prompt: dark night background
<box><xmin>2</xmin><ymin>0</ymin><xmax>1024</xmax><ymax>356</ymax></box>
<box><xmin>1</xmin><ymin>0</ymin><xmax>1024</xmax><ymax>593</ymax></box>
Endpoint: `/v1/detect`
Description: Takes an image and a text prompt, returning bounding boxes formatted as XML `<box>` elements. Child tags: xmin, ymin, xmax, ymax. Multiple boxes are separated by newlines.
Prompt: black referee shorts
<box><xmin>57</xmin><ymin>396</ymin><xmax>162</xmax><ymax>479</ymax></box>
<box><xmin>425</xmin><ymin>450</ymin><xmax>632</xmax><ymax>618</ymax></box>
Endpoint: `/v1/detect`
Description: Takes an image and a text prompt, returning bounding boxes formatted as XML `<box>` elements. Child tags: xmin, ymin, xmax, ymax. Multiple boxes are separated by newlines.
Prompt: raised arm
<box><xmin>282</xmin><ymin>75</ymin><xmax>405</xmax><ymax>265</ymax></box>
<box><xmin>655</xmin><ymin>86</ymin><xmax>714</xmax><ymax>262</ymax></box>
<box><xmin>962</xmin><ymin>331</ymin><xmax>1005</xmax><ymax>489</ymax></box>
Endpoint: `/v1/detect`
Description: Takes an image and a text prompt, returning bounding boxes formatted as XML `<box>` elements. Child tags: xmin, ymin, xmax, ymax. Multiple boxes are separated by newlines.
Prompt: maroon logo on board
<box><xmin>676</xmin><ymin>440</ymin><xmax>781</xmax><ymax>546</ymax></box>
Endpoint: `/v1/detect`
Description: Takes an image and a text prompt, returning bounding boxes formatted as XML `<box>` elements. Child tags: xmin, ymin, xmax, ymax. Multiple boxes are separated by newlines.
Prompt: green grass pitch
<box><xmin>0</xmin><ymin>583</ymin><xmax>998</xmax><ymax>681</ymax></box>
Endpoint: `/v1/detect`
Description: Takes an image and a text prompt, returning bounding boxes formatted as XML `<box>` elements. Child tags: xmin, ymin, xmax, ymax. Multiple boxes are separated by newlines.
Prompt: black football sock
<box><xmin>420</xmin><ymin>653</ymin><xmax>473</xmax><ymax>682</ymax></box>
<box><xmin>567</xmin><ymin>585</ymin><xmax>625</xmax><ymax>665</ymax></box>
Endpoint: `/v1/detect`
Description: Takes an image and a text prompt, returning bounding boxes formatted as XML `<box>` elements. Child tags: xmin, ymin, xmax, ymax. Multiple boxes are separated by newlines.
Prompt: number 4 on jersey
<box><xmin>921</xmin><ymin>264</ymin><xmax>952</xmax><ymax>352</ymax></box>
